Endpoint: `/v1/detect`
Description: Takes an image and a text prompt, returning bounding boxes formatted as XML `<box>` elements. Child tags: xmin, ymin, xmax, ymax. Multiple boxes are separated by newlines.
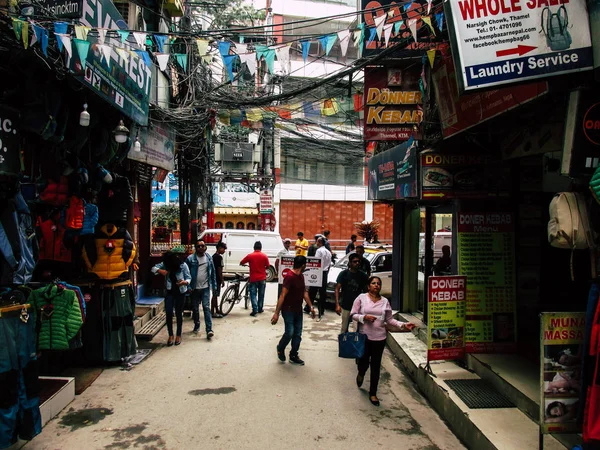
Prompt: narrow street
<box><xmin>25</xmin><ymin>283</ymin><xmax>464</xmax><ymax>450</ymax></box>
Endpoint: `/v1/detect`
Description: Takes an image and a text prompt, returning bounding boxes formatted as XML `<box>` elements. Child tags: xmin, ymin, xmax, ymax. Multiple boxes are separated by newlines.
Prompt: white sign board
<box><xmin>446</xmin><ymin>0</ymin><xmax>593</xmax><ymax>90</ymax></box>
<box><xmin>278</xmin><ymin>256</ymin><xmax>323</xmax><ymax>287</ymax></box>
<box><xmin>260</xmin><ymin>190</ymin><xmax>273</xmax><ymax>214</ymax></box>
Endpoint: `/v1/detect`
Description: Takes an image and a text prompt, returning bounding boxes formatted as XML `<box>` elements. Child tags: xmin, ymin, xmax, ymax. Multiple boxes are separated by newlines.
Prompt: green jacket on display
<box><xmin>30</xmin><ymin>285</ymin><xmax>83</xmax><ymax>350</ymax></box>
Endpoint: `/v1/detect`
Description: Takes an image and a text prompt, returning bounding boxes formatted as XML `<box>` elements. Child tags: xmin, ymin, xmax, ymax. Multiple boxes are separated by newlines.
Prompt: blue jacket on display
<box><xmin>80</xmin><ymin>202</ymin><xmax>99</xmax><ymax>235</ymax></box>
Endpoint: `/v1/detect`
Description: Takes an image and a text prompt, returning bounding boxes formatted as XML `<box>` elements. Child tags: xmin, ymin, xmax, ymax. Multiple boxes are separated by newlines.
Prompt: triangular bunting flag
<box><xmin>117</xmin><ymin>30</ymin><xmax>129</xmax><ymax>44</ymax></box>
<box><xmin>196</xmin><ymin>39</ymin><xmax>209</xmax><ymax>56</ymax></box>
<box><xmin>275</xmin><ymin>45</ymin><xmax>290</xmax><ymax>73</ymax></box>
<box><xmin>54</xmin><ymin>22</ymin><xmax>67</xmax><ymax>51</ymax></box>
<box><xmin>366</xmin><ymin>27</ymin><xmax>377</xmax><ymax>46</ymax></box>
<box><xmin>394</xmin><ymin>20</ymin><xmax>403</xmax><ymax>35</ymax></box>
<box><xmin>202</xmin><ymin>55</ymin><xmax>212</xmax><ymax>65</ymax></box>
<box><xmin>74</xmin><ymin>39</ymin><xmax>90</xmax><ymax>67</ymax></box>
<box><xmin>97</xmin><ymin>28</ymin><xmax>107</xmax><ymax>45</ymax></box>
<box><xmin>156</xmin><ymin>53</ymin><xmax>169</xmax><ymax>71</ymax></box>
<box><xmin>30</xmin><ymin>21</ymin><xmax>38</xmax><ymax>47</ymax></box>
<box><xmin>383</xmin><ymin>23</ymin><xmax>393</xmax><ymax>47</ymax></box>
<box><xmin>408</xmin><ymin>18</ymin><xmax>418</xmax><ymax>42</ymax></box>
<box><xmin>427</xmin><ymin>49</ymin><xmax>436</xmax><ymax>68</ymax></box>
<box><xmin>175</xmin><ymin>53</ymin><xmax>187</xmax><ymax>71</ymax></box>
<box><xmin>338</xmin><ymin>29</ymin><xmax>350</xmax><ymax>57</ymax></box>
<box><xmin>263</xmin><ymin>49</ymin><xmax>275</xmax><ymax>74</ymax></box>
<box><xmin>221</xmin><ymin>54</ymin><xmax>237</xmax><ymax>81</ymax></box>
<box><xmin>404</xmin><ymin>2</ymin><xmax>413</xmax><ymax>12</ymax></box>
<box><xmin>234</xmin><ymin>43</ymin><xmax>247</xmax><ymax>54</ymax></box>
<box><xmin>218</xmin><ymin>41</ymin><xmax>231</xmax><ymax>56</ymax></box>
<box><xmin>22</xmin><ymin>22</ymin><xmax>28</xmax><ymax>49</ymax></box>
<box><xmin>422</xmin><ymin>16</ymin><xmax>436</xmax><ymax>35</ymax></box>
<box><xmin>435</xmin><ymin>12</ymin><xmax>445</xmax><ymax>31</ymax></box>
<box><xmin>239</xmin><ymin>52</ymin><xmax>256</xmax><ymax>75</ymax></box>
<box><xmin>300</xmin><ymin>40</ymin><xmax>311</xmax><ymax>62</ymax></box>
<box><xmin>374</xmin><ymin>14</ymin><xmax>386</xmax><ymax>40</ymax></box>
<box><xmin>74</xmin><ymin>25</ymin><xmax>90</xmax><ymax>41</ymax></box>
<box><xmin>133</xmin><ymin>32</ymin><xmax>146</xmax><ymax>48</ymax></box>
<box><xmin>115</xmin><ymin>47</ymin><xmax>129</xmax><ymax>60</ymax></box>
<box><xmin>98</xmin><ymin>44</ymin><xmax>112</xmax><ymax>67</ymax></box>
<box><xmin>353</xmin><ymin>23</ymin><xmax>364</xmax><ymax>57</ymax></box>
<box><xmin>427</xmin><ymin>0</ymin><xmax>432</xmax><ymax>14</ymax></box>
<box><xmin>57</xmin><ymin>34</ymin><xmax>72</xmax><ymax>58</ymax></box>
<box><xmin>12</xmin><ymin>18</ymin><xmax>23</xmax><ymax>41</ymax></box>
<box><xmin>135</xmin><ymin>50</ymin><xmax>151</xmax><ymax>67</ymax></box>
<box><xmin>154</xmin><ymin>34</ymin><xmax>167</xmax><ymax>53</ymax></box>
<box><xmin>39</xmin><ymin>27</ymin><xmax>48</xmax><ymax>56</ymax></box>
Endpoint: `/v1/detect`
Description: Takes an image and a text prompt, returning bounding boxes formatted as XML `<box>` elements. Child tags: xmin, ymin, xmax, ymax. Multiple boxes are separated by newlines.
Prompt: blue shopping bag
<box><xmin>338</xmin><ymin>331</ymin><xmax>366</xmax><ymax>359</ymax></box>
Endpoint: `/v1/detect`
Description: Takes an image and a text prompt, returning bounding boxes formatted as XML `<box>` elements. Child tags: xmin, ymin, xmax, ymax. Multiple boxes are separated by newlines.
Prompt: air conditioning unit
<box><xmin>221</xmin><ymin>142</ymin><xmax>255</xmax><ymax>174</ymax></box>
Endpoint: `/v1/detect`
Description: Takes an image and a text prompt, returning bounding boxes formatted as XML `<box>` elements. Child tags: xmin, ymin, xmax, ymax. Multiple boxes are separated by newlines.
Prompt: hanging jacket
<box><xmin>81</xmin><ymin>223</ymin><xmax>136</xmax><ymax>280</ymax></box>
<box><xmin>39</xmin><ymin>176</ymin><xmax>69</xmax><ymax>206</ymax></box>
<box><xmin>97</xmin><ymin>174</ymin><xmax>133</xmax><ymax>224</ymax></box>
<box><xmin>0</xmin><ymin>192</ymin><xmax>37</xmax><ymax>285</ymax></box>
<box><xmin>37</xmin><ymin>213</ymin><xmax>71</xmax><ymax>263</ymax></box>
<box><xmin>64</xmin><ymin>196</ymin><xmax>84</xmax><ymax>230</ymax></box>
<box><xmin>29</xmin><ymin>285</ymin><xmax>83</xmax><ymax>350</ymax></box>
<box><xmin>80</xmin><ymin>202</ymin><xmax>99</xmax><ymax>235</ymax></box>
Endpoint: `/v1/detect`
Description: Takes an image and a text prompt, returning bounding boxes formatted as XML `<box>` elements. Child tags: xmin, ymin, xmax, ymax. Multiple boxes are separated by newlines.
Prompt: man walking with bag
<box><xmin>335</xmin><ymin>253</ymin><xmax>369</xmax><ymax>333</ymax></box>
<box><xmin>272</xmin><ymin>256</ymin><xmax>316</xmax><ymax>365</ymax></box>
<box><xmin>186</xmin><ymin>240</ymin><xmax>217</xmax><ymax>338</ymax></box>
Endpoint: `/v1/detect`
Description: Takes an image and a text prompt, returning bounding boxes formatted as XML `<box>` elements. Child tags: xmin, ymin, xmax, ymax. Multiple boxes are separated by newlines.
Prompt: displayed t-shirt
<box><xmin>281</xmin><ymin>271</ymin><xmax>306</xmax><ymax>313</ymax></box>
<box><xmin>337</xmin><ymin>269</ymin><xmax>369</xmax><ymax>310</ymax></box>
<box><xmin>195</xmin><ymin>254</ymin><xmax>209</xmax><ymax>289</ymax></box>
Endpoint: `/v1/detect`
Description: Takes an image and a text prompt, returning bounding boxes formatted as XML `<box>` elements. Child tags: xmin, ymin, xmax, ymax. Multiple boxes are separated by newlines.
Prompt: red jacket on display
<box><xmin>37</xmin><ymin>214</ymin><xmax>71</xmax><ymax>263</ymax></box>
<box><xmin>39</xmin><ymin>177</ymin><xmax>69</xmax><ymax>206</ymax></box>
<box><xmin>64</xmin><ymin>196</ymin><xmax>84</xmax><ymax>230</ymax></box>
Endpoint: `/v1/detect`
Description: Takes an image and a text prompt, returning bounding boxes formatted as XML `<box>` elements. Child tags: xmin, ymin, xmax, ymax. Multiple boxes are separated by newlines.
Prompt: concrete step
<box><xmin>386</xmin><ymin>327</ymin><xmax>575</xmax><ymax>450</ymax></box>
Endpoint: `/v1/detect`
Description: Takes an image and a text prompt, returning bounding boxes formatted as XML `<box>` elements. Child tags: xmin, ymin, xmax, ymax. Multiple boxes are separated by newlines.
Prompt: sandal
<box><xmin>167</xmin><ymin>336</ymin><xmax>174</xmax><ymax>346</ymax></box>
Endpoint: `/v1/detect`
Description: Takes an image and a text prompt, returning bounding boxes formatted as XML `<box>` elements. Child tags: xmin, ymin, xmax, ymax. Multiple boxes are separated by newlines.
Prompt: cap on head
<box><xmin>284</xmin><ymin>238</ymin><xmax>291</xmax><ymax>243</ymax></box>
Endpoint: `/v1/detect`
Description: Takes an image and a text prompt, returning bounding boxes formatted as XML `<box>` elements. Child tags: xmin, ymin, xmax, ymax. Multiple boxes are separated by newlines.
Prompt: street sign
<box><xmin>278</xmin><ymin>256</ymin><xmax>322</xmax><ymax>287</ymax></box>
<box><xmin>445</xmin><ymin>0</ymin><xmax>593</xmax><ymax>91</ymax></box>
<box><xmin>260</xmin><ymin>190</ymin><xmax>273</xmax><ymax>214</ymax></box>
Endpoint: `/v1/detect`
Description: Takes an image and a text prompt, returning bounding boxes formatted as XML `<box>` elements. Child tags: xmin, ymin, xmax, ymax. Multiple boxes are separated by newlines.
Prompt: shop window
<box><xmin>215</xmin><ymin>221</ymin><xmax>223</xmax><ymax>229</ymax></box>
<box><xmin>225</xmin><ymin>221</ymin><xmax>234</xmax><ymax>229</ymax></box>
<box><xmin>236</xmin><ymin>222</ymin><xmax>245</xmax><ymax>229</ymax></box>
<box><xmin>247</xmin><ymin>222</ymin><xmax>256</xmax><ymax>230</ymax></box>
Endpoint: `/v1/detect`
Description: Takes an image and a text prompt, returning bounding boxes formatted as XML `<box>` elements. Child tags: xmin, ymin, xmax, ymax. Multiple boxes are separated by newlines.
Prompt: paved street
<box><xmin>25</xmin><ymin>283</ymin><xmax>464</xmax><ymax>450</ymax></box>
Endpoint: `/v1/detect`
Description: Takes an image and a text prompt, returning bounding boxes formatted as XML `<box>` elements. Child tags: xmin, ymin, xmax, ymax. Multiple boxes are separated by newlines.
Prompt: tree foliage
<box><xmin>201</xmin><ymin>0</ymin><xmax>265</xmax><ymax>30</ymax></box>
<box><xmin>152</xmin><ymin>204</ymin><xmax>180</xmax><ymax>229</ymax></box>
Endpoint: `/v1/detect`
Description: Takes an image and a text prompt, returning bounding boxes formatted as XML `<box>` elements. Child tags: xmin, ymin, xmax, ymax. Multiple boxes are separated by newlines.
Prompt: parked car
<box><xmin>198</xmin><ymin>229</ymin><xmax>285</xmax><ymax>282</ymax></box>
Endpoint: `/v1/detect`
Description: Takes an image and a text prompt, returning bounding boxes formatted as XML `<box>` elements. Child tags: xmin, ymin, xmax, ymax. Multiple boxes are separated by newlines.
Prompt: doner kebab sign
<box><xmin>445</xmin><ymin>0</ymin><xmax>593</xmax><ymax>91</ymax></box>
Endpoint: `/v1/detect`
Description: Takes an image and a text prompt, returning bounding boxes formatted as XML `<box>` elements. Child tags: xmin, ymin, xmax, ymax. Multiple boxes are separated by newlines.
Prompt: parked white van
<box><xmin>198</xmin><ymin>229</ymin><xmax>285</xmax><ymax>282</ymax></box>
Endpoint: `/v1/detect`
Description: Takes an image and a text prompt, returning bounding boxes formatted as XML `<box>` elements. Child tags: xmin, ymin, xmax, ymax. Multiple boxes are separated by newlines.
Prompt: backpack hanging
<box><xmin>541</xmin><ymin>6</ymin><xmax>572</xmax><ymax>51</ymax></box>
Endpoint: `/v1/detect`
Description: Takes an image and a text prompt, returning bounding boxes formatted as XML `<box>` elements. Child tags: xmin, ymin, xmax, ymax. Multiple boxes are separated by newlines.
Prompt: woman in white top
<box><xmin>351</xmin><ymin>276</ymin><xmax>415</xmax><ymax>406</ymax></box>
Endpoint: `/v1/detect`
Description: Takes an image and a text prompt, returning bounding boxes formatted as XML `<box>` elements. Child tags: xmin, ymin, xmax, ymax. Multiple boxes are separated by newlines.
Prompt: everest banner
<box><xmin>445</xmin><ymin>0</ymin><xmax>593</xmax><ymax>91</ymax></box>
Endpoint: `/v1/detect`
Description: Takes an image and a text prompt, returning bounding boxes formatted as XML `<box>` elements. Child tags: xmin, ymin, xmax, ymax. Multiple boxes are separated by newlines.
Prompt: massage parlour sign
<box><xmin>364</xmin><ymin>66</ymin><xmax>423</xmax><ymax>141</ymax></box>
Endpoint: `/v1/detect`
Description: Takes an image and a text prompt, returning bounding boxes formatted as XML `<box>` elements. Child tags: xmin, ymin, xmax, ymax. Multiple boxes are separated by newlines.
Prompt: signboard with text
<box><xmin>540</xmin><ymin>312</ymin><xmax>584</xmax><ymax>434</ymax></box>
<box><xmin>445</xmin><ymin>0</ymin><xmax>593</xmax><ymax>91</ymax></box>
<box><xmin>368</xmin><ymin>139</ymin><xmax>418</xmax><ymax>200</ymax></box>
<box><xmin>364</xmin><ymin>66</ymin><xmax>422</xmax><ymax>141</ymax></box>
<box><xmin>0</xmin><ymin>105</ymin><xmax>21</xmax><ymax>175</ymax></box>
<box><xmin>128</xmin><ymin>124</ymin><xmax>175</xmax><ymax>171</ymax></box>
<box><xmin>427</xmin><ymin>276</ymin><xmax>467</xmax><ymax>361</ymax></box>
<box><xmin>260</xmin><ymin>190</ymin><xmax>273</xmax><ymax>214</ymax></box>
<box><xmin>36</xmin><ymin>0</ymin><xmax>83</xmax><ymax>18</ymax></box>
<box><xmin>278</xmin><ymin>256</ymin><xmax>322</xmax><ymax>287</ymax></box>
<box><xmin>458</xmin><ymin>212</ymin><xmax>516</xmax><ymax>353</ymax></box>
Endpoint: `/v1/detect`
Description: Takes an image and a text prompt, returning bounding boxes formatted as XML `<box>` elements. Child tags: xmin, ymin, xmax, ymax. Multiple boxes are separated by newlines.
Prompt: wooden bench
<box><xmin>135</xmin><ymin>311</ymin><xmax>166</xmax><ymax>340</ymax></box>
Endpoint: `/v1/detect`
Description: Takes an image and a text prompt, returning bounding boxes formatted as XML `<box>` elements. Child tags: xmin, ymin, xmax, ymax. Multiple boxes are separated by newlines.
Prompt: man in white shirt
<box><xmin>315</xmin><ymin>236</ymin><xmax>332</xmax><ymax>321</ymax></box>
<box><xmin>276</xmin><ymin>238</ymin><xmax>294</xmax><ymax>298</ymax></box>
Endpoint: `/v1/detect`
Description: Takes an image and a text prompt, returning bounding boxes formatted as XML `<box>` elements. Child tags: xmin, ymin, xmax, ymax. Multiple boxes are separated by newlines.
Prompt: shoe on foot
<box><xmin>167</xmin><ymin>336</ymin><xmax>174</xmax><ymax>346</ymax></box>
<box><xmin>213</xmin><ymin>313</ymin><xmax>224</xmax><ymax>319</ymax></box>
<box><xmin>356</xmin><ymin>374</ymin><xmax>364</xmax><ymax>388</ymax></box>
<box><xmin>192</xmin><ymin>327</ymin><xmax>200</xmax><ymax>334</ymax></box>
<box><xmin>369</xmin><ymin>396</ymin><xmax>380</xmax><ymax>406</ymax></box>
<box><xmin>277</xmin><ymin>349</ymin><xmax>286</xmax><ymax>362</ymax></box>
<box><xmin>250</xmin><ymin>312</ymin><xmax>257</xmax><ymax>317</ymax></box>
<box><xmin>316</xmin><ymin>316</ymin><xmax>322</xmax><ymax>322</ymax></box>
<box><xmin>207</xmin><ymin>330</ymin><xmax>214</xmax><ymax>339</ymax></box>
<box><xmin>258</xmin><ymin>309</ymin><xmax>264</xmax><ymax>313</ymax></box>
<box><xmin>175</xmin><ymin>336</ymin><xmax>182</xmax><ymax>346</ymax></box>
<box><xmin>289</xmin><ymin>355</ymin><xmax>305</xmax><ymax>365</ymax></box>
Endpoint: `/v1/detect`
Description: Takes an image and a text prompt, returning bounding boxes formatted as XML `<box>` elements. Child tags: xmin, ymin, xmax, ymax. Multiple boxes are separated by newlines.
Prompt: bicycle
<box><xmin>219</xmin><ymin>273</ymin><xmax>250</xmax><ymax>316</ymax></box>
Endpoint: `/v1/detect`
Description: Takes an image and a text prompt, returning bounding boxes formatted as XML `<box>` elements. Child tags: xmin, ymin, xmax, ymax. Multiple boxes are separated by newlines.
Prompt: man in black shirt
<box><xmin>354</xmin><ymin>245</ymin><xmax>371</xmax><ymax>277</ymax></box>
<box><xmin>211</xmin><ymin>242</ymin><xmax>226</xmax><ymax>318</ymax></box>
<box><xmin>335</xmin><ymin>253</ymin><xmax>369</xmax><ymax>333</ymax></box>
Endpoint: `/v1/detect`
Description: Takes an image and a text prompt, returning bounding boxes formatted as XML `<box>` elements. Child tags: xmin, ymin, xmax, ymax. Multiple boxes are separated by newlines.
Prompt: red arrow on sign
<box><xmin>496</xmin><ymin>45</ymin><xmax>537</xmax><ymax>57</ymax></box>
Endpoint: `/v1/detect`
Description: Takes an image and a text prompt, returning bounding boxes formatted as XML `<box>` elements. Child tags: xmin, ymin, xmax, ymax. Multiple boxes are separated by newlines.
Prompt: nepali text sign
<box><xmin>445</xmin><ymin>0</ymin><xmax>593</xmax><ymax>91</ymax></box>
<box><xmin>540</xmin><ymin>312</ymin><xmax>585</xmax><ymax>434</ymax></box>
<box><xmin>367</xmin><ymin>139</ymin><xmax>418</xmax><ymax>200</ymax></box>
<box><xmin>278</xmin><ymin>256</ymin><xmax>322</xmax><ymax>287</ymax></box>
<box><xmin>364</xmin><ymin>66</ymin><xmax>422</xmax><ymax>141</ymax></box>
<box><xmin>427</xmin><ymin>276</ymin><xmax>467</xmax><ymax>361</ymax></box>
<box><xmin>432</xmin><ymin>54</ymin><xmax>548</xmax><ymax>138</ymax></box>
<box><xmin>458</xmin><ymin>212</ymin><xmax>516</xmax><ymax>353</ymax></box>
<box><xmin>260</xmin><ymin>190</ymin><xmax>273</xmax><ymax>214</ymax></box>
<box><xmin>128</xmin><ymin>124</ymin><xmax>175</xmax><ymax>171</ymax></box>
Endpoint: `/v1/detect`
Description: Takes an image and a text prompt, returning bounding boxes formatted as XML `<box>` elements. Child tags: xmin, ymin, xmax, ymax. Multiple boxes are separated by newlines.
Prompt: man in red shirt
<box><xmin>271</xmin><ymin>256</ymin><xmax>316</xmax><ymax>365</ymax></box>
<box><xmin>240</xmin><ymin>241</ymin><xmax>270</xmax><ymax>316</ymax></box>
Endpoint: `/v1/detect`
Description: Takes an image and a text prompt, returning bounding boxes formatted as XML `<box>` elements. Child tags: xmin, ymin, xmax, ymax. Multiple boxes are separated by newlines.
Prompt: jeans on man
<box><xmin>191</xmin><ymin>288</ymin><xmax>212</xmax><ymax>333</ymax></box>
<box><xmin>277</xmin><ymin>311</ymin><xmax>303</xmax><ymax>357</ymax></box>
<box><xmin>165</xmin><ymin>292</ymin><xmax>185</xmax><ymax>336</ymax></box>
<box><xmin>248</xmin><ymin>280</ymin><xmax>266</xmax><ymax>313</ymax></box>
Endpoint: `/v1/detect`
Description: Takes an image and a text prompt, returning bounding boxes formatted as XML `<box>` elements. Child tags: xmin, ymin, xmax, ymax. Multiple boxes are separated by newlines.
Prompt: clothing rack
<box><xmin>0</xmin><ymin>303</ymin><xmax>31</xmax><ymax>318</ymax></box>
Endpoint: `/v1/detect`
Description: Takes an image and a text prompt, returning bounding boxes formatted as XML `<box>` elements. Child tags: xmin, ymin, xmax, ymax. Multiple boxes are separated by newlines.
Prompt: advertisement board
<box><xmin>540</xmin><ymin>312</ymin><xmax>585</xmax><ymax>434</ymax></box>
<box><xmin>364</xmin><ymin>66</ymin><xmax>423</xmax><ymax>141</ymax></box>
<box><xmin>367</xmin><ymin>139</ymin><xmax>418</xmax><ymax>200</ymax></box>
<box><xmin>36</xmin><ymin>0</ymin><xmax>83</xmax><ymax>18</ymax></box>
<box><xmin>278</xmin><ymin>256</ymin><xmax>322</xmax><ymax>287</ymax></box>
<box><xmin>432</xmin><ymin>55</ymin><xmax>548</xmax><ymax>139</ymax></box>
<box><xmin>591</xmin><ymin>0</ymin><xmax>600</xmax><ymax>79</ymax></box>
<box><xmin>260</xmin><ymin>190</ymin><xmax>273</xmax><ymax>214</ymax></box>
<box><xmin>427</xmin><ymin>276</ymin><xmax>467</xmax><ymax>361</ymax></box>
<box><xmin>445</xmin><ymin>0</ymin><xmax>593</xmax><ymax>91</ymax></box>
<box><xmin>457</xmin><ymin>212</ymin><xmax>516</xmax><ymax>353</ymax></box>
<box><xmin>128</xmin><ymin>124</ymin><xmax>175</xmax><ymax>171</ymax></box>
